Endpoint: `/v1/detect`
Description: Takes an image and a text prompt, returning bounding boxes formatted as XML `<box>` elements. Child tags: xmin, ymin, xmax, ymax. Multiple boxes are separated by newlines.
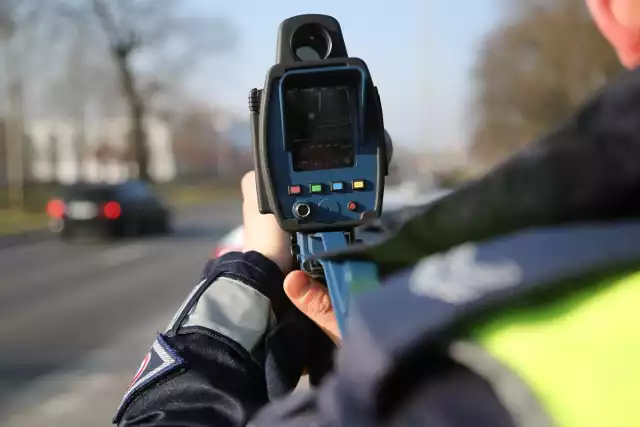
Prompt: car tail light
<box><xmin>46</xmin><ymin>199</ymin><xmax>65</xmax><ymax>219</ymax></box>
<box><xmin>103</xmin><ymin>201</ymin><xmax>122</xmax><ymax>220</ymax></box>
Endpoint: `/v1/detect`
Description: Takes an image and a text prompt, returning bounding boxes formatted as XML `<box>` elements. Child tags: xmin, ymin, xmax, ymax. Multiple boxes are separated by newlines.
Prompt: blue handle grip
<box><xmin>296</xmin><ymin>231</ymin><xmax>380</xmax><ymax>336</ymax></box>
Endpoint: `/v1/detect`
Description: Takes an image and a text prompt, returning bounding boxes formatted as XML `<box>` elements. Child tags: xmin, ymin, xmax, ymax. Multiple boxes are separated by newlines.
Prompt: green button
<box><xmin>310</xmin><ymin>184</ymin><xmax>323</xmax><ymax>194</ymax></box>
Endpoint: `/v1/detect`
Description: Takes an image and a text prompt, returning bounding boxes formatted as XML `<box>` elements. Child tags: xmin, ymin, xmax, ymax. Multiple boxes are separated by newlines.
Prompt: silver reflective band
<box><xmin>165</xmin><ymin>279</ymin><xmax>208</xmax><ymax>332</ymax></box>
<box><xmin>181</xmin><ymin>277</ymin><xmax>276</xmax><ymax>352</ymax></box>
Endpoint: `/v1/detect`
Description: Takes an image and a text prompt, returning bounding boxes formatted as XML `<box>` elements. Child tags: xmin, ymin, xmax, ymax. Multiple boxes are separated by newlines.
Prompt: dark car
<box><xmin>46</xmin><ymin>180</ymin><xmax>172</xmax><ymax>240</ymax></box>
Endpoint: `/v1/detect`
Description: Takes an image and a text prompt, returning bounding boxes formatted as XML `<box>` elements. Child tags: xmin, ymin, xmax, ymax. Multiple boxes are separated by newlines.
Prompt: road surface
<box><xmin>0</xmin><ymin>187</ymin><xmax>450</xmax><ymax>426</ymax></box>
<box><xmin>0</xmin><ymin>202</ymin><xmax>243</xmax><ymax>426</ymax></box>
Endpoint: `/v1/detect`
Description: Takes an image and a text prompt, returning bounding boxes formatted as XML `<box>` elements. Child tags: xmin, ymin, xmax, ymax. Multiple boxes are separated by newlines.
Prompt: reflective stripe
<box><xmin>473</xmin><ymin>270</ymin><xmax>640</xmax><ymax>427</ymax></box>
<box><xmin>165</xmin><ymin>279</ymin><xmax>208</xmax><ymax>333</ymax></box>
<box><xmin>182</xmin><ymin>276</ymin><xmax>276</xmax><ymax>352</ymax></box>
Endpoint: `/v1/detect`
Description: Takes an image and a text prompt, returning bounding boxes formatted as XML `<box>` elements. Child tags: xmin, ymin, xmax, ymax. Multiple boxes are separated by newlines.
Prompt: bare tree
<box><xmin>1</xmin><ymin>0</ymin><xmax>69</xmax><ymax>204</ymax></box>
<box><xmin>172</xmin><ymin>102</ymin><xmax>219</xmax><ymax>177</ymax></box>
<box><xmin>470</xmin><ymin>0</ymin><xmax>623</xmax><ymax>168</ymax></box>
<box><xmin>1</xmin><ymin>1</ymin><xmax>24</xmax><ymax>207</ymax></box>
<box><xmin>0</xmin><ymin>0</ymin><xmax>236</xmax><ymax>189</ymax></box>
<box><xmin>85</xmin><ymin>0</ymin><xmax>236</xmax><ymax>182</ymax></box>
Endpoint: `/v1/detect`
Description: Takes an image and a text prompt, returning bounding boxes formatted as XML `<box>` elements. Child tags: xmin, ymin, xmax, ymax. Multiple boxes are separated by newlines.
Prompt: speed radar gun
<box><xmin>248</xmin><ymin>14</ymin><xmax>392</xmax><ymax>336</ymax></box>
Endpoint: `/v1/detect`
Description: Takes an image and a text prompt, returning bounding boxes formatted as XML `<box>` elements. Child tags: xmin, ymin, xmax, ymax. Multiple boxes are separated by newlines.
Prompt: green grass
<box><xmin>0</xmin><ymin>209</ymin><xmax>50</xmax><ymax>236</ymax></box>
<box><xmin>0</xmin><ymin>181</ymin><xmax>241</xmax><ymax>237</ymax></box>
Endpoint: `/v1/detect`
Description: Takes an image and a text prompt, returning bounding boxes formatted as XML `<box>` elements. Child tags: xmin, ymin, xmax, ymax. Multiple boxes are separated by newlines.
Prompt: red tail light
<box><xmin>103</xmin><ymin>201</ymin><xmax>122</xmax><ymax>220</ymax></box>
<box><xmin>46</xmin><ymin>199</ymin><xmax>65</xmax><ymax>219</ymax></box>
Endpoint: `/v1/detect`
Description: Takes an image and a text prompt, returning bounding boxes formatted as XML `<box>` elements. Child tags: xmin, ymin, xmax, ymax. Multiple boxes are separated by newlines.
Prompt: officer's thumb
<box><xmin>284</xmin><ymin>271</ymin><xmax>342</xmax><ymax>345</ymax></box>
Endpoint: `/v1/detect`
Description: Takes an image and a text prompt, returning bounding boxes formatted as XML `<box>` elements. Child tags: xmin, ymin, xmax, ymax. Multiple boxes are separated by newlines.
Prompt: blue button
<box><xmin>331</xmin><ymin>182</ymin><xmax>344</xmax><ymax>191</ymax></box>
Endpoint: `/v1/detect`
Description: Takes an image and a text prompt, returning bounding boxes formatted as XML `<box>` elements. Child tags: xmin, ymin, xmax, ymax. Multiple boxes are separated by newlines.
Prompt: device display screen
<box><xmin>284</xmin><ymin>85</ymin><xmax>356</xmax><ymax>171</ymax></box>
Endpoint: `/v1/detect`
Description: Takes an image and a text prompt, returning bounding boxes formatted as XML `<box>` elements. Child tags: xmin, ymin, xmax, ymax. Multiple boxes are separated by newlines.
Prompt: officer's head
<box><xmin>587</xmin><ymin>0</ymin><xmax>640</xmax><ymax>69</ymax></box>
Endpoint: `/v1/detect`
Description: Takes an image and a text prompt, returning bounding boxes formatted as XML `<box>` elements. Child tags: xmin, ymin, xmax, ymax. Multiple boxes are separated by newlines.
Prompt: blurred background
<box><xmin>0</xmin><ymin>0</ymin><xmax>624</xmax><ymax>425</ymax></box>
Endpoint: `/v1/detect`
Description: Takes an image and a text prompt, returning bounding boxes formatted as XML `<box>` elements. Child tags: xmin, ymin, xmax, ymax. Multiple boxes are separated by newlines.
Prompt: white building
<box><xmin>25</xmin><ymin>116</ymin><xmax>177</xmax><ymax>184</ymax></box>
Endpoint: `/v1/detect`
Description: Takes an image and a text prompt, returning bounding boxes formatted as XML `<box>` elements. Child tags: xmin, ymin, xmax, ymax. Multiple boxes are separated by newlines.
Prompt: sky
<box><xmin>186</xmin><ymin>1</ymin><xmax>503</xmax><ymax>151</ymax></box>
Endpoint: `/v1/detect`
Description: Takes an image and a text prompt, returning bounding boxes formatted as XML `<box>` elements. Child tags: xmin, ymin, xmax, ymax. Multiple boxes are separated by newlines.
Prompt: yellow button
<box><xmin>352</xmin><ymin>180</ymin><xmax>365</xmax><ymax>190</ymax></box>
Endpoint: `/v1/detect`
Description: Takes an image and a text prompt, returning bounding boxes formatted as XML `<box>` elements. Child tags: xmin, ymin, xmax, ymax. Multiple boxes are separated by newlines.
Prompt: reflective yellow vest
<box><xmin>473</xmin><ymin>269</ymin><xmax>640</xmax><ymax>427</ymax></box>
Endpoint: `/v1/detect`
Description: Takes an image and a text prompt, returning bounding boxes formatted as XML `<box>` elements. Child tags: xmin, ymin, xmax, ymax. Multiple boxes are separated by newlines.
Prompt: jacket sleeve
<box><xmin>113</xmin><ymin>251</ymin><xmax>314</xmax><ymax>427</ymax></box>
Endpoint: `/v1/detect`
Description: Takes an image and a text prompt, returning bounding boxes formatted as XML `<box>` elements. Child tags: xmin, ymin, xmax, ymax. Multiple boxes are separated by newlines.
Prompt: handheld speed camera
<box><xmin>249</xmin><ymin>14</ymin><xmax>391</xmax><ymax>334</ymax></box>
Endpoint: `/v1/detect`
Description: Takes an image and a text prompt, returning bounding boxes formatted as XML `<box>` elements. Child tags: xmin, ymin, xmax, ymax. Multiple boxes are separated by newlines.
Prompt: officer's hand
<box><xmin>241</xmin><ymin>171</ymin><xmax>341</xmax><ymax>345</ymax></box>
<box><xmin>241</xmin><ymin>171</ymin><xmax>293</xmax><ymax>273</ymax></box>
<box><xmin>284</xmin><ymin>271</ymin><xmax>341</xmax><ymax>345</ymax></box>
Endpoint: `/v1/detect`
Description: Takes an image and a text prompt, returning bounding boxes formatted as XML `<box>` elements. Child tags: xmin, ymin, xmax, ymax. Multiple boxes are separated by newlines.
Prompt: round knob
<box><xmin>293</xmin><ymin>202</ymin><xmax>312</xmax><ymax>219</ymax></box>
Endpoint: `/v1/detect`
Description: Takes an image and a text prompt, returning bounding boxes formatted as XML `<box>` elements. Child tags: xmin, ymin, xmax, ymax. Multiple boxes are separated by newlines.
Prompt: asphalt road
<box><xmin>0</xmin><ymin>201</ymin><xmax>243</xmax><ymax>426</ymax></box>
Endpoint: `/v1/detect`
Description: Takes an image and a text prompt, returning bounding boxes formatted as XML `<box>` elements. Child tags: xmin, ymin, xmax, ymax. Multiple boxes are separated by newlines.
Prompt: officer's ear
<box><xmin>610</xmin><ymin>0</ymin><xmax>640</xmax><ymax>28</ymax></box>
<box><xmin>586</xmin><ymin>0</ymin><xmax>640</xmax><ymax>69</ymax></box>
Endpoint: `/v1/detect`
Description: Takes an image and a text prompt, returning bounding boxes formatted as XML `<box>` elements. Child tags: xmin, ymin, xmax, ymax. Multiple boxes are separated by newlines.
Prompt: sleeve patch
<box><xmin>112</xmin><ymin>334</ymin><xmax>185</xmax><ymax>424</ymax></box>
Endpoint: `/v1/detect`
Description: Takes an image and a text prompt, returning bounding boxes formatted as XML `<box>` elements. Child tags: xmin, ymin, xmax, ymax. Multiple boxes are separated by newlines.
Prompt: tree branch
<box><xmin>92</xmin><ymin>0</ymin><xmax>138</xmax><ymax>53</ymax></box>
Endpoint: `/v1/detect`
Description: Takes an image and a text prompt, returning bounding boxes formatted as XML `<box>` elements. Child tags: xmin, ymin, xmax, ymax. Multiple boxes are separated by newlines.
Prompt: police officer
<box><xmin>114</xmin><ymin>1</ymin><xmax>640</xmax><ymax>425</ymax></box>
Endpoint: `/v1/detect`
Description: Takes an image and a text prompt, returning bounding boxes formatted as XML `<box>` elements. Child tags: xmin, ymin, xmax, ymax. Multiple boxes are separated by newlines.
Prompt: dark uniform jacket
<box><xmin>114</xmin><ymin>68</ymin><xmax>640</xmax><ymax>426</ymax></box>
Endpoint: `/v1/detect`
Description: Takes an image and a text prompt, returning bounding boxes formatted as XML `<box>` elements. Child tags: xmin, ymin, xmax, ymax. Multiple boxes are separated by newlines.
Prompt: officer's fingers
<box><xmin>241</xmin><ymin>171</ymin><xmax>257</xmax><ymax>206</ymax></box>
<box><xmin>284</xmin><ymin>271</ymin><xmax>342</xmax><ymax>345</ymax></box>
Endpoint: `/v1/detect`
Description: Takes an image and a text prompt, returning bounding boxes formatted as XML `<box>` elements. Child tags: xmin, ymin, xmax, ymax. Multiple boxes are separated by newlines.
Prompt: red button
<box><xmin>289</xmin><ymin>185</ymin><xmax>302</xmax><ymax>195</ymax></box>
<box><xmin>347</xmin><ymin>201</ymin><xmax>357</xmax><ymax>211</ymax></box>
